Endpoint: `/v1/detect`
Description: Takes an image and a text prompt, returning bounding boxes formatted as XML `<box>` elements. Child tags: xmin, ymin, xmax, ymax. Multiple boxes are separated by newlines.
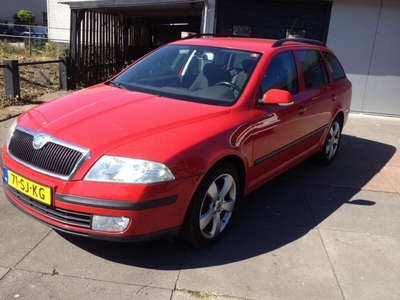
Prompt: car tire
<box><xmin>317</xmin><ymin>116</ymin><xmax>343</xmax><ymax>164</ymax></box>
<box><xmin>184</xmin><ymin>162</ymin><xmax>239</xmax><ymax>247</ymax></box>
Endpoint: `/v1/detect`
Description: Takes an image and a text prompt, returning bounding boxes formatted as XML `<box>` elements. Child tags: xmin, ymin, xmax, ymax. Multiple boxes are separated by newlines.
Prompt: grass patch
<box><xmin>0</xmin><ymin>39</ymin><xmax>67</xmax><ymax>61</ymax></box>
<box><xmin>187</xmin><ymin>290</ymin><xmax>217</xmax><ymax>299</ymax></box>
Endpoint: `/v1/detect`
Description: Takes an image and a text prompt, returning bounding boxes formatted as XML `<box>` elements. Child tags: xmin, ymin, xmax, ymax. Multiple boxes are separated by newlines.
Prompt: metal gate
<box><xmin>70</xmin><ymin>9</ymin><xmax>127</xmax><ymax>88</ymax></box>
<box><xmin>69</xmin><ymin>8</ymin><xmax>200</xmax><ymax>88</ymax></box>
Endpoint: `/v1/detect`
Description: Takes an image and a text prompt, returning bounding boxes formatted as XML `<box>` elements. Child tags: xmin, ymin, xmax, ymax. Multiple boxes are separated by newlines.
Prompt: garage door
<box><xmin>216</xmin><ymin>0</ymin><xmax>332</xmax><ymax>43</ymax></box>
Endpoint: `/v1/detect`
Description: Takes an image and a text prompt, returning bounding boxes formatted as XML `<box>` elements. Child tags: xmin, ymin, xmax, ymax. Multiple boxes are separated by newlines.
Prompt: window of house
<box><xmin>42</xmin><ymin>12</ymin><xmax>48</xmax><ymax>26</ymax></box>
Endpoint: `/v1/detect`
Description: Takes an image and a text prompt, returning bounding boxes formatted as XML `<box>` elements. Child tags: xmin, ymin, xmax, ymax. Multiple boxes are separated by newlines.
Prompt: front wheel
<box><xmin>184</xmin><ymin>163</ymin><xmax>239</xmax><ymax>247</ymax></box>
<box><xmin>316</xmin><ymin>117</ymin><xmax>342</xmax><ymax>164</ymax></box>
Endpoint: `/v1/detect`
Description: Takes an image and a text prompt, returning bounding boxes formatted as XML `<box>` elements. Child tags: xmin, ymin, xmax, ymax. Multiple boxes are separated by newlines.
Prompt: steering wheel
<box><xmin>215</xmin><ymin>81</ymin><xmax>242</xmax><ymax>93</ymax></box>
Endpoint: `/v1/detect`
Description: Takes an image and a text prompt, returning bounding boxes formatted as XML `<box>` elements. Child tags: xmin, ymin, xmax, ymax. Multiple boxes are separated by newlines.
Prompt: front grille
<box><xmin>8</xmin><ymin>185</ymin><xmax>92</xmax><ymax>228</ymax></box>
<box><xmin>8</xmin><ymin>128</ymin><xmax>89</xmax><ymax>180</ymax></box>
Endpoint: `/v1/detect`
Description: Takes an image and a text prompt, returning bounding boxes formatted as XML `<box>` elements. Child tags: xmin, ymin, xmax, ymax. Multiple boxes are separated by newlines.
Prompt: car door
<box><xmin>248</xmin><ymin>51</ymin><xmax>309</xmax><ymax>188</ymax></box>
<box><xmin>295</xmin><ymin>49</ymin><xmax>333</xmax><ymax>147</ymax></box>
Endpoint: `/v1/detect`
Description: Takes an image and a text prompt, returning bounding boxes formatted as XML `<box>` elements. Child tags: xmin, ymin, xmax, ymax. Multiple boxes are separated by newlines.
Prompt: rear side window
<box><xmin>324</xmin><ymin>52</ymin><xmax>346</xmax><ymax>81</ymax></box>
<box><xmin>261</xmin><ymin>51</ymin><xmax>298</xmax><ymax>95</ymax></box>
<box><xmin>297</xmin><ymin>50</ymin><xmax>329</xmax><ymax>90</ymax></box>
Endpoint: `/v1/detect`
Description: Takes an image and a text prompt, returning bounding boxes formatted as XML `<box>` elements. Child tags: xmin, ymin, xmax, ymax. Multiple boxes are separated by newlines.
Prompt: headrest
<box><xmin>242</xmin><ymin>59</ymin><xmax>256</xmax><ymax>72</ymax></box>
<box><xmin>203</xmin><ymin>63</ymin><xmax>222</xmax><ymax>77</ymax></box>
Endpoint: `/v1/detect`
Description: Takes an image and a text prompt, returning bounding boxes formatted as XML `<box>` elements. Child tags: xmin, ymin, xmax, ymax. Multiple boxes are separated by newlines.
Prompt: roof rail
<box><xmin>272</xmin><ymin>38</ymin><xmax>326</xmax><ymax>48</ymax></box>
<box><xmin>182</xmin><ymin>33</ymin><xmax>251</xmax><ymax>39</ymax></box>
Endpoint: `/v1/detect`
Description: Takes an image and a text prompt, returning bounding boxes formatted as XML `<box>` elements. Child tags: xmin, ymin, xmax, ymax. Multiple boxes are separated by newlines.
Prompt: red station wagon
<box><xmin>2</xmin><ymin>36</ymin><xmax>351</xmax><ymax>247</ymax></box>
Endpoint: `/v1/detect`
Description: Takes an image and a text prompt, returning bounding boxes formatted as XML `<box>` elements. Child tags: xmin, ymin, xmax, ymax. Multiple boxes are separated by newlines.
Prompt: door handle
<box><xmin>298</xmin><ymin>106</ymin><xmax>306</xmax><ymax>114</ymax></box>
<box><xmin>331</xmin><ymin>94</ymin><xmax>337</xmax><ymax>101</ymax></box>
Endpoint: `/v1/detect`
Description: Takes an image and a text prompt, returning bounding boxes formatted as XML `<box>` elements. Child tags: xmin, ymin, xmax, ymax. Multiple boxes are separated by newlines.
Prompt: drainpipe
<box><xmin>202</xmin><ymin>0</ymin><xmax>216</xmax><ymax>34</ymax></box>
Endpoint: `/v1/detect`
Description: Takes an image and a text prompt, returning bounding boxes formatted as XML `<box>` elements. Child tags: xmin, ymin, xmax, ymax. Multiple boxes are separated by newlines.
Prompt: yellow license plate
<box><xmin>4</xmin><ymin>169</ymin><xmax>52</xmax><ymax>206</ymax></box>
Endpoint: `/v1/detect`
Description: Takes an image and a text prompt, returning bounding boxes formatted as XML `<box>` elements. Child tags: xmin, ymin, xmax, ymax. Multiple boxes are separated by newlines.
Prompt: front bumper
<box><xmin>3</xmin><ymin>182</ymin><xmax>185</xmax><ymax>241</ymax></box>
<box><xmin>4</xmin><ymin>183</ymin><xmax>181</xmax><ymax>241</ymax></box>
<box><xmin>2</xmin><ymin>153</ymin><xmax>200</xmax><ymax>242</ymax></box>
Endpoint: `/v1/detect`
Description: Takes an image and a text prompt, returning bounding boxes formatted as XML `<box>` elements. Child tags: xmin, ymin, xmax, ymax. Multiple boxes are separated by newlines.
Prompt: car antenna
<box><xmin>288</xmin><ymin>18</ymin><xmax>297</xmax><ymax>37</ymax></box>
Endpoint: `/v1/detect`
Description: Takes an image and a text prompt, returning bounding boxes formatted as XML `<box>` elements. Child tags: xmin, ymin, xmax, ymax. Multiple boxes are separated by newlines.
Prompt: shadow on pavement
<box><xmin>56</xmin><ymin>134</ymin><xmax>396</xmax><ymax>270</ymax></box>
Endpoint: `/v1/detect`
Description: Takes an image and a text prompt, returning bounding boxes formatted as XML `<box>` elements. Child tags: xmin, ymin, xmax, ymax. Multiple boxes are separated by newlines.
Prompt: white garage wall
<box><xmin>362</xmin><ymin>0</ymin><xmax>400</xmax><ymax>115</ymax></box>
<box><xmin>47</xmin><ymin>0</ymin><xmax>70</xmax><ymax>43</ymax></box>
<box><xmin>328</xmin><ymin>0</ymin><xmax>400</xmax><ymax>116</ymax></box>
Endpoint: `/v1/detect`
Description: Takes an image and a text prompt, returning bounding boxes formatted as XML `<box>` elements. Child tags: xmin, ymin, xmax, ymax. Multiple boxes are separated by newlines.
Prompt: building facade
<box><xmin>49</xmin><ymin>0</ymin><xmax>400</xmax><ymax>116</ymax></box>
<box><xmin>0</xmin><ymin>0</ymin><xmax>47</xmax><ymax>25</ymax></box>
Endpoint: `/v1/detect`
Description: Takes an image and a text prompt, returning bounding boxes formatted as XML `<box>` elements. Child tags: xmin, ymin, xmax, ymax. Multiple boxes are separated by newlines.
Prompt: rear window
<box><xmin>297</xmin><ymin>50</ymin><xmax>329</xmax><ymax>90</ymax></box>
<box><xmin>324</xmin><ymin>52</ymin><xmax>346</xmax><ymax>81</ymax></box>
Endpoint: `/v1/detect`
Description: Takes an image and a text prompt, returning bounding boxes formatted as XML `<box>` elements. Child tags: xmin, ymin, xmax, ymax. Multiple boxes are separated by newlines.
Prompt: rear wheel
<box><xmin>184</xmin><ymin>163</ymin><xmax>239</xmax><ymax>247</ymax></box>
<box><xmin>317</xmin><ymin>116</ymin><xmax>342</xmax><ymax>164</ymax></box>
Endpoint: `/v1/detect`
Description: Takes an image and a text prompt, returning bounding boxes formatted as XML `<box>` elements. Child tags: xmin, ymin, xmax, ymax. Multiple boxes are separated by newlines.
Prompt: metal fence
<box><xmin>2</xmin><ymin>16</ymin><xmax>144</xmax><ymax>88</ymax></box>
<box><xmin>0</xmin><ymin>57</ymin><xmax>72</xmax><ymax>99</ymax></box>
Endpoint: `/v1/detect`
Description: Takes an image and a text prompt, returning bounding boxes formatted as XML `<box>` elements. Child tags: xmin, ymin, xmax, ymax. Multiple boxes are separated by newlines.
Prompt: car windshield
<box><xmin>112</xmin><ymin>44</ymin><xmax>261</xmax><ymax>106</ymax></box>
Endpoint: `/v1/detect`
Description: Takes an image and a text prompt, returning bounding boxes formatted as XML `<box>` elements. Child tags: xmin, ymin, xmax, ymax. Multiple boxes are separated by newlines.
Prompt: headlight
<box><xmin>6</xmin><ymin>119</ymin><xmax>17</xmax><ymax>149</ymax></box>
<box><xmin>84</xmin><ymin>155</ymin><xmax>175</xmax><ymax>184</ymax></box>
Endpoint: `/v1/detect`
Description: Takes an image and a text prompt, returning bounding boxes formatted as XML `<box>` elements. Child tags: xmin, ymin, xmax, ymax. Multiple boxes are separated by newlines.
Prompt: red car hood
<box><xmin>18</xmin><ymin>85</ymin><xmax>231</xmax><ymax>152</ymax></box>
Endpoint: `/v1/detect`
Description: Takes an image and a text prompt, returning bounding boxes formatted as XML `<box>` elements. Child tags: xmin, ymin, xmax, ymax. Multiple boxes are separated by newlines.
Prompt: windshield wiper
<box><xmin>108</xmin><ymin>80</ymin><xmax>128</xmax><ymax>90</ymax></box>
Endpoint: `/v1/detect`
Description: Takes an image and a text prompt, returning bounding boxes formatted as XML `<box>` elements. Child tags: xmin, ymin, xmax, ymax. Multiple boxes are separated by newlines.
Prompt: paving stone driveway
<box><xmin>0</xmin><ymin>100</ymin><xmax>399</xmax><ymax>300</ymax></box>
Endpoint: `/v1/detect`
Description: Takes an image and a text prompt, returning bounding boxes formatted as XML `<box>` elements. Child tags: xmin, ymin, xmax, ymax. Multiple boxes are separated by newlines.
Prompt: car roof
<box><xmin>171</xmin><ymin>37</ymin><xmax>276</xmax><ymax>52</ymax></box>
<box><xmin>170</xmin><ymin>36</ymin><xmax>327</xmax><ymax>53</ymax></box>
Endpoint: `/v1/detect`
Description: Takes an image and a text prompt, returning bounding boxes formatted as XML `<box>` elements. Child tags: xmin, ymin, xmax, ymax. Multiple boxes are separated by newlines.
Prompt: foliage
<box><xmin>0</xmin><ymin>40</ymin><xmax>67</xmax><ymax>61</ymax></box>
<box><xmin>13</xmin><ymin>10</ymin><xmax>35</xmax><ymax>25</ymax></box>
<box><xmin>187</xmin><ymin>290</ymin><xmax>216</xmax><ymax>299</ymax></box>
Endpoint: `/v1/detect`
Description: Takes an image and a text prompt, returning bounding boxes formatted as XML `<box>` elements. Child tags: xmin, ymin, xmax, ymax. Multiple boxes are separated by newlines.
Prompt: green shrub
<box><xmin>13</xmin><ymin>10</ymin><xmax>35</xmax><ymax>25</ymax></box>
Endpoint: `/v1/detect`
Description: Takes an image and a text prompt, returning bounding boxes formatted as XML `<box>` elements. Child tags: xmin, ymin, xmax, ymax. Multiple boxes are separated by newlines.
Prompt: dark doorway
<box><xmin>70</xmin><ymin>2</ymin><xmax>202</xmax><ymax>87</ymax></box>
<box><xmin>129</xmin><ymin>15</ymin><xmax>201</xmax><ymax>59</ymax></box>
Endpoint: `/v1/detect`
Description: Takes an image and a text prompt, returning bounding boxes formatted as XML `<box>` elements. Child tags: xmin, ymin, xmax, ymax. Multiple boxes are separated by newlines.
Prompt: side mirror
<box><xmin>257</xmin><ymin>89</ymin><xmax>294</xmax><ymax>106</ymax></box>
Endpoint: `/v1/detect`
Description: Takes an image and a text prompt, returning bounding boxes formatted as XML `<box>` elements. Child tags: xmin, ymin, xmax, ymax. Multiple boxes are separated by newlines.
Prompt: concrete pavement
<box><xmin>0</xmin><ymin>103</ymin><xmax>399</xmax><ymax>300</ymax></box>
